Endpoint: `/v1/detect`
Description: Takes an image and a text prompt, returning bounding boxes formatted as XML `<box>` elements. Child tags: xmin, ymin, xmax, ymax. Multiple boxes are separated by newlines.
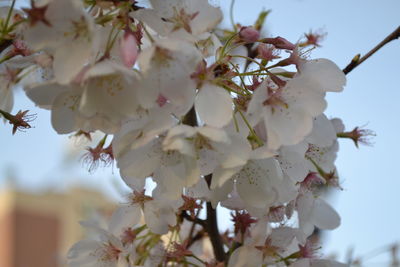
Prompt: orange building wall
<box><xmin>0</xmin><ymin>188</ymin><xmax>115</xmax><ymax>267</ymax></box>
<box><xmin>14</xmin><ymin>209</ymin><xmax>60</xmax><ymax>267</ymax></box>
<box><xmin>0</xmin><ymin>211</ymin><xmax>14</xmax><ymax>267</ymax></box>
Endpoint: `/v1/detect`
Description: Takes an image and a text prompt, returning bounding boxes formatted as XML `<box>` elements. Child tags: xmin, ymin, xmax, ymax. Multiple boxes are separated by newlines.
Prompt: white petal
<box><xmin>221</xmin><ymin>188</ymin><xmax>246</xmax><ymax>210</ymax></box>
<box><xmin>296</xmin><ymin>194</ymin><xmax>315</xmax><ymax>235</ymax></box>
<box><xmin>250</xmin><ymin>146</ymin><xmax>277</xmax><ymax>160</ymax></box>
<box><xmin>209</xmin><ymin>178</ymin><xmax>234</xmax><ymax>208</ymax></box>
<box><xmin>216</xmin><ymin>134</ymin><xmax>251</xmax><ymax>169</ymax></box>
<box><xmin>269</xmin><ymin>227</ymin><xmax>297</xmax><ymax>249</ymax></box>
<box><xmin>300</xmin><ymin>58</ymin><xmax>346</xmax><ymax>92</ymax></box>
<box><xmin>198</xmin><ymin>148</ymin><xmax>218</xmax><ymax>175</ymax></box>
<box><xmin>118</xmin><ymin>140</ymin><xmax>161</xmax><ymax>181</ymax></box>
<box><xmin>266</xmin><ymin>107</ymin><xmax>313</xmax><ymax>149</ymax></box>
<box><xmin>79</xmin><ymin>65</ymin><xmax>139</xmax><ymax>121</ymax></box>
<box><xmin>211</xmin><ymin>165</ymin><xmax>242</xmax><ymax>189</ymax></box>
<box><xmin>187</xmin><ymin>0</ymin><xmax>223</xmax><ymax>35</ymax></box>
<box><xmin>68</xmin><ymin>239</ymin><xmax>100</xmax><ymax>266</ymax></box>
<box><xmin>53</xmin><ymin>42</ymin><xmax>91</xmax><ymax>84</ymax></box>
<box><xmin>284</xmin><ymin>78</ymin><xmax>327</xmax><ymax>117</ymax></box>
<box><xmin>25</xmin><ymin>82</ymin><xmax>69</xmax><ymax>109</ymax></box>
<box><xmin>195</xmin><ymin>84</ymin><xmax>232</xmax><ymax>127</ymax></box>
<box><xmin>311</xmin><ymin>198</ymin><xmax>341</xmax><ymax>230</ymax></box>
<box><xmin>228</xmin><ymin>246</ymin><xmax>263</xmax><ymax>267</ymax></box>
<box><xmin>108</xmin><ymin>205</ymin><xmax>141</xmax><ymax>236</ymax></box>
<box><xmin>306</xmin><ymin>114</ymin><xmax>336</xmax><ymax>147</ymax></box>
<box><xmin>185</xmin><ymin>177</ymin><xmax>211</xmax><ymax>199</ymax></box>
<box><xmin>331</xmin><ymin>118</ymin><xmax>345</xmax><ymax>133</ymax></box>
<box><xmin>144</xmin><ymin>200</ymin><xmax>177</xmax><ymax>235</ymax></box>
<box><xmin>197</xmin><ymin>126</ymin><xmax>230</xmax><ymax>143</ymax></box>
<box><xmin>278</xmin><ymin>142</ymin><xmax>309</xmax><ymax>183</ymax></box>
<box><xmin>246</xmin><ymin>82</ymin><xmax>268</xmax><ymax>126</ymax></box>
<box><xmin>51</xmin><ymin>89</ymin><xmax>81</xmax><ymax>134</ymax></box>
<box><xmin>236</xmin><ymin>159</ymin><xmax>281</xmax><ymax>209</ymax></box>
<box><xmin>183</xmin><ymin>156</ymin><xmax>201</xmax><ymax>187</ymax></box>
<box><xmin>0</xmin><ymin>86</ymin><xmax>13</xmax><ymax>113</ymax></box>
<box><xmin>153</xmin><ymin>167</ymin><xmax>185</xmax><ymax>200</ymax></box>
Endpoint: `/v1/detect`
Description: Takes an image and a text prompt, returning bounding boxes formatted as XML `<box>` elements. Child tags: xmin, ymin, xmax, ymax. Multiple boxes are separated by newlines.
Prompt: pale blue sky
<box><xmin>1</xmin><ymin>0</ymin><xmax>400</xmax><ymax>265</ymax></box>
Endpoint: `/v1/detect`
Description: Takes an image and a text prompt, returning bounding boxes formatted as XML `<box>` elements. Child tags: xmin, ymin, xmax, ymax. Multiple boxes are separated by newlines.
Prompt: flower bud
<box><xmin>261</xmin><ymin>36</ymin><xmax>295</xmax><ymax>50</ymax></box>
<box><xmin>120</xmin><ymin>29</ymin><xmax>139</xmax><ymax>68</ymax></box>
<box><xmin>239</xmin><ymin>26</ymin><xmax>260</xmax><ymax>43</ymax></box>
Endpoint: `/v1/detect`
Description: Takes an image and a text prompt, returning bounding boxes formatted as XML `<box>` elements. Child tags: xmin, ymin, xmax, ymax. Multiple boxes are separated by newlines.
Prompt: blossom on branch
<box><xmin>0</xmin><ymin>0</ymin><xmax>370</xmax><ymax>265</ymax></box>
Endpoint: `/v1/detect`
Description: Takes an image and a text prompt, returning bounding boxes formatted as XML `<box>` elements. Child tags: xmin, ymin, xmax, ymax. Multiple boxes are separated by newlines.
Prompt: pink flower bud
<box><xmin>120</xmin><ymin>30</ymin><xmax>138</xmax><ymax>68</ymax></box>
<box><xmin>239</xmin><ymin>26</ymin><xmax>260</xmax><ymax>43</ymax></box>
<box><xmin>262</xmin><ymin>36</ymin><xmax>295</xmax><ymax>50</ymax></box>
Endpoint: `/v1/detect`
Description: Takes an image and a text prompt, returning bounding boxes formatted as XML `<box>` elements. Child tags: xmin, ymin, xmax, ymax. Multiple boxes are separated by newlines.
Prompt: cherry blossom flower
<box><xmin>26</xmin><ymin>60</ymin><xmax>143</xmax><ymax>134</ymax></box>
<box><xmin>247</xmin><ymin>59</ymin><xmax>345</xmax><ymax>150</ymax></box>
<box><xmin>68</xmin><ymin>225</ymin><xmax>129</xmax><ymax>267</ymax></box>
<box><xmin>5</xmin><ymin>1</ymin><xmax>357</xmax><ymax>266</ymax></box>
<box><xmin>23</xmin><ymin>0</ymin><xmax>98</xmax><ymax>84</ymax></box>
<box><xmin>133</xmin><ymin>0</ymin><xmax>222</xmax><ymax>37</ymax></box>
<box><xmin>138</xmin><ymin>38</ymin><xmax>202</xmax><ymax>115</ymax></box>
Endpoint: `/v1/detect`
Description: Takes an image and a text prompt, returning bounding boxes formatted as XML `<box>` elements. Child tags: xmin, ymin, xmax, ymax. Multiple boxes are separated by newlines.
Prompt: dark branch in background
<box><xmin>205</xmin><ymin>174</ymin><xmax>226</xmax><ymax>262</ymax></box>
<box><xmin>181</xmin><ymin>106</ymin><xmax>197</xmax><ymax>126</ymax></box>
<box><xmin>206</xmin><ymin>202</ymin><xmax>226</xmax><ymax>262</ymax></box>
<box><xmin>185</xmin><ymin>200</ymin><xmax>204</xmax><ymax>248</ymax></box>
<box><xmin>343</xmin><ymin>26</ymin><xmax>400</xmax><ymax>75</ymax></box>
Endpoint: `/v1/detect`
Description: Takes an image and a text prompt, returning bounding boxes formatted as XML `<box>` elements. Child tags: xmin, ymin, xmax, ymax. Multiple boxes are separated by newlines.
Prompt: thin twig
<box><xmin>181</xmin><ymin>211</ymin><xmax>206</xmax><ymax>228</ymax></box>
<box><xmin>343</xmin><ymin>26</ymin><xmax>400</xmax><ymax>74</ymax></box>
<box><xmin>186</xmin><ymin>201</ymin><xmax>204</xmax><ymax>247</ymax></box>
<box><xmin>187</xmin><ymin>230</ymin><xmax>206</xmax><ymax>248</ymax></box>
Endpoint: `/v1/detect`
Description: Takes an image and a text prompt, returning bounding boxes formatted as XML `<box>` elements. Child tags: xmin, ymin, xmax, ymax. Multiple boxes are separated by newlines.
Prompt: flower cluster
<box><xmin>0</xmin><ymin>0</ymin><xmax>367</xmax><ymax>266</ymax></box>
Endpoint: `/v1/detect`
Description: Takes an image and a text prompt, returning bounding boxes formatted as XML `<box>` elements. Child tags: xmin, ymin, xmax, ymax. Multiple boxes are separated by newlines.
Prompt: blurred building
<box><xmin>0</xmin><ymin>187</ymin><xmax>115</xmax><ymax>267</ymax></box>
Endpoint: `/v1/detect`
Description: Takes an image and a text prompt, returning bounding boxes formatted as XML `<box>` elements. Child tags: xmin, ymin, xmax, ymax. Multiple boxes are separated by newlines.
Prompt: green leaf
<box><xmin>254</xmin><ymin>10</ymin><xmax>271</xmax><ymax>31</ymax></box>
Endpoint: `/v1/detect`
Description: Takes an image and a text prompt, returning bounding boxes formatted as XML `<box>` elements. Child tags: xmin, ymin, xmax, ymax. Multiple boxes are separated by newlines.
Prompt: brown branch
<box><xmin>206</xmin><ymin>201</ymin><xmax>226</xmax><ymax>262</ymax></box>
<box><xmin>185</xmin><ymin>200</ymin><xmax>204</xmax><ymax>247</ymax></box>
<box><xmin>343</xmin><ymin>26</ymin><xmax>400</xmax><ymax>75</ymax></box>
<box><xmin>204</xmin><ymin>174</ymin><xmax>226</xmax><ymax>262</ymax></box>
